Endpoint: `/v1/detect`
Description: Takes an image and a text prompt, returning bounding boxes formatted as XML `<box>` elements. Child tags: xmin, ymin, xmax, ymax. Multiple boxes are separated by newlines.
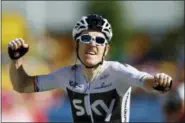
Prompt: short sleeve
<box><xmin>114</xmin><ymin>62</ymin><xmax>151</xmax><ymax>95</ymax></box>
<box><xmin>35</xmin><ymin>66</ymin><xmax>70</xmax><ymax>92</ymax></box>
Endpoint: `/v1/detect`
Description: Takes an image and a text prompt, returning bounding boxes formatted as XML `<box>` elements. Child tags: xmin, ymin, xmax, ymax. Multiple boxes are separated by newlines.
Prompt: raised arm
<box><xmin>8</xmin><ymin>38</ymin><xmax>68</xmax><ymax>93</ymax></box>
<box><xmin>8</xmin><ymin>38</ymin><xmax>36</xmax><ymax>93</ymax></box>
<box><xmin>9</xmin><ymin>58</ymin><xmax>36</xmax><ymax>93</ymax></box>
<box><xmin>115</xmin><ymin>62</ymin><xmax>173</xmax><ymax>94</ymax></box>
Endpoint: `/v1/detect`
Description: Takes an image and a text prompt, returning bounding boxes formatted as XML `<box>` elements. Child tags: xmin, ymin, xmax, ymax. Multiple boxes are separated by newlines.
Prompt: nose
<box><xmin>89</xmin><ymin>40</ymin><xmax>96</xmax><ymax>46</ymax></box>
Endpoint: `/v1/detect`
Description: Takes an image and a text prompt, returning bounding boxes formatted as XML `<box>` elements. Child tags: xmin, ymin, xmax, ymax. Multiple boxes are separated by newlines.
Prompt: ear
<box><xmin>104</xmin><ymin>44</ymin><xmax>110</xmax><ymax>56</ymax></box>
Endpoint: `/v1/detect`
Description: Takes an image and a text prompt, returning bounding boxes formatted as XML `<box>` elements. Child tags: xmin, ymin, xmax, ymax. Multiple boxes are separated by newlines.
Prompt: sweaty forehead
<box><xmin>81</xmin><ymin>30</ymin><xmax>105</xmax><ymax>38</ymax></box>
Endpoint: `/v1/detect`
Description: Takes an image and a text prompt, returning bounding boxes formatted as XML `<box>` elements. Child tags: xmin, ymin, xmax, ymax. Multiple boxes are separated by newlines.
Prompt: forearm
<box><xmin>143</xmin><ymin>75</ymin><xmax>155</xmax><ymax>90</ymax></box>
<box><xmin>9</xmin><ymin>58</ymin><xmax>35</xmax><ymax>92</ymax></box>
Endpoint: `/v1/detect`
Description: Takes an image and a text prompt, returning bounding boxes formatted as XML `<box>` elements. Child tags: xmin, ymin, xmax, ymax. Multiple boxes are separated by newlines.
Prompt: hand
<box><xmin>153</xmin><ymin>73</ymin><xmax>173</xmax><ymax>93</ymax></box>
<box><xmin>8</xmin><ymin>38</ymin><xmax>29</xmax><ymax>60</ymax></box>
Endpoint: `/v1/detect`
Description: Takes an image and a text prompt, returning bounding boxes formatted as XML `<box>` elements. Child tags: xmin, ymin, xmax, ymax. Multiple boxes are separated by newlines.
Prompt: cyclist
<box><xmin>8</xmin><ymin>14</ymin><xmax>172</xmax><ymax>122</ymax></box>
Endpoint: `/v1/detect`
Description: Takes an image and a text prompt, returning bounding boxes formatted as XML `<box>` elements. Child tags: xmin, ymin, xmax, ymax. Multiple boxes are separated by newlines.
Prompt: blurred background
<box><xmin>1</xmin><ymin>1</ymin><xmax>184</xmax><ymax>122</ymax></box>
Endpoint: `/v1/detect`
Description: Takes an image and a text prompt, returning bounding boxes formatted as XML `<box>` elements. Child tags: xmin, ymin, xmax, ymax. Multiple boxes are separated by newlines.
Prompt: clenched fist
<box><xmin>153</xmin><ymin>73</ymin><xmax>173</xmax><ymax>93</ymax></box>
<box><xmin>8</xmin><ymin>38</ymin><xmax>29</xmax><ymax>60</ymax></box>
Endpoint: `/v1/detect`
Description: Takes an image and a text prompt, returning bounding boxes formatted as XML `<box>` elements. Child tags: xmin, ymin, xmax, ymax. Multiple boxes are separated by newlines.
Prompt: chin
<box><xmin>84</xmin><ymin>59</ymin><xmax>98</xmax><ymax>67</ymax></box>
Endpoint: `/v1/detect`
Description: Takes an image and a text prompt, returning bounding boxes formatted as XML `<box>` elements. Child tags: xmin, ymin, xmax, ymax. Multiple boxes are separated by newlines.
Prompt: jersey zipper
<box><xmin>87</xmin><ymin>83</ymin><xmax>94</xmax><ymax>123</ymax></box>
<box><xmin>84</xmin><ymin>66</ymin><xmax>103</xmax><ymax>123</ymax></box>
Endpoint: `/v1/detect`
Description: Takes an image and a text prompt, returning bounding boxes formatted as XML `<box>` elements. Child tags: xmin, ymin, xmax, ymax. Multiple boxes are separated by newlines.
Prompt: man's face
<box><xmin>77</xmin><ymin>30</ymin><xmax>109</xmax><ymax>67</ymax></box>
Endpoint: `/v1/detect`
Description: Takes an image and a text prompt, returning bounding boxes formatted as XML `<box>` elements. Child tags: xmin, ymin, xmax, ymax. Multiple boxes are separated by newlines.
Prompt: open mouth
<box><xmin>85</xmin><ymin>51</ymin><xmax>96</xmax><ymax>55</ymax></box>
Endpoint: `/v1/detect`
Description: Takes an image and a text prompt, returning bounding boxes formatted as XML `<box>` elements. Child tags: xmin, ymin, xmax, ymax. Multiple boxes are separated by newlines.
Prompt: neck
<box><xmin>82</xmin><ymin>64</ymin><xmax>102</xmax><ymax>82</ymax></box>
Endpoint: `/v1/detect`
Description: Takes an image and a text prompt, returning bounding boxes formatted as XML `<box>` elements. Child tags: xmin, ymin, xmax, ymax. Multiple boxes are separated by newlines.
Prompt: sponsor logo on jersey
<box><xmin>139</xmin><ymin>75</ymin><xmax>147</xmax><ymax>82</ymax></box>
<box><xmin>69</xmin><ymin>80</ymin><xmax>83</xmax><ymax>88</ymax></box>
<box><xmin>71</xmin><ymin>65</ymin><xmax>78</xmax><ymax>71</ymax></box>
<box><xmin>121</xmin><ymin>87</ymin><xmax>132</xmax><ymax>122</ymax></box>
<box><xmin>100</xmin><ymin>73</ymin><xmax>109</xmax><ymax>80</ymax></box>
<box><xmin>67</xmin><ymin>88</ymin><xmax>121</xmax><ymax>122</ymax></box>
<box><xmin>94</xmin><ymin>82</ymin><xmax>112</xmax><ymax>89</ymax></box>
<box><xmin>73</xmin><ymin>96</ymin><xmax>115</xmax><ymax>117</ymax></box>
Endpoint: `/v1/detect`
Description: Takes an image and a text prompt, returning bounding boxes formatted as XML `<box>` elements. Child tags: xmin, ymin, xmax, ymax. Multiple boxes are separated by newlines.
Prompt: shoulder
<box><xmin>104</xmin><ymin>61</ymin><xmax>139</xmax><ymax>73</ymax></box>
<box><xmin>51</xmin><ymin>64</ymin><xmax>82</xmax><ymax>75</ymax></box>
<box><xmin>104</xmin><ymin>61</ymin><xmax>129</xmax><ymax>70</ymax></box>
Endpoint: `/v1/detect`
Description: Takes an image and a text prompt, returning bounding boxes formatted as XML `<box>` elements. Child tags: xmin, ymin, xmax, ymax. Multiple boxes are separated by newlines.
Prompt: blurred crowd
<box><xmin>1</xmin><ymin>1</ymin><xmax>184</xmax><ymax>122</ymax></box>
